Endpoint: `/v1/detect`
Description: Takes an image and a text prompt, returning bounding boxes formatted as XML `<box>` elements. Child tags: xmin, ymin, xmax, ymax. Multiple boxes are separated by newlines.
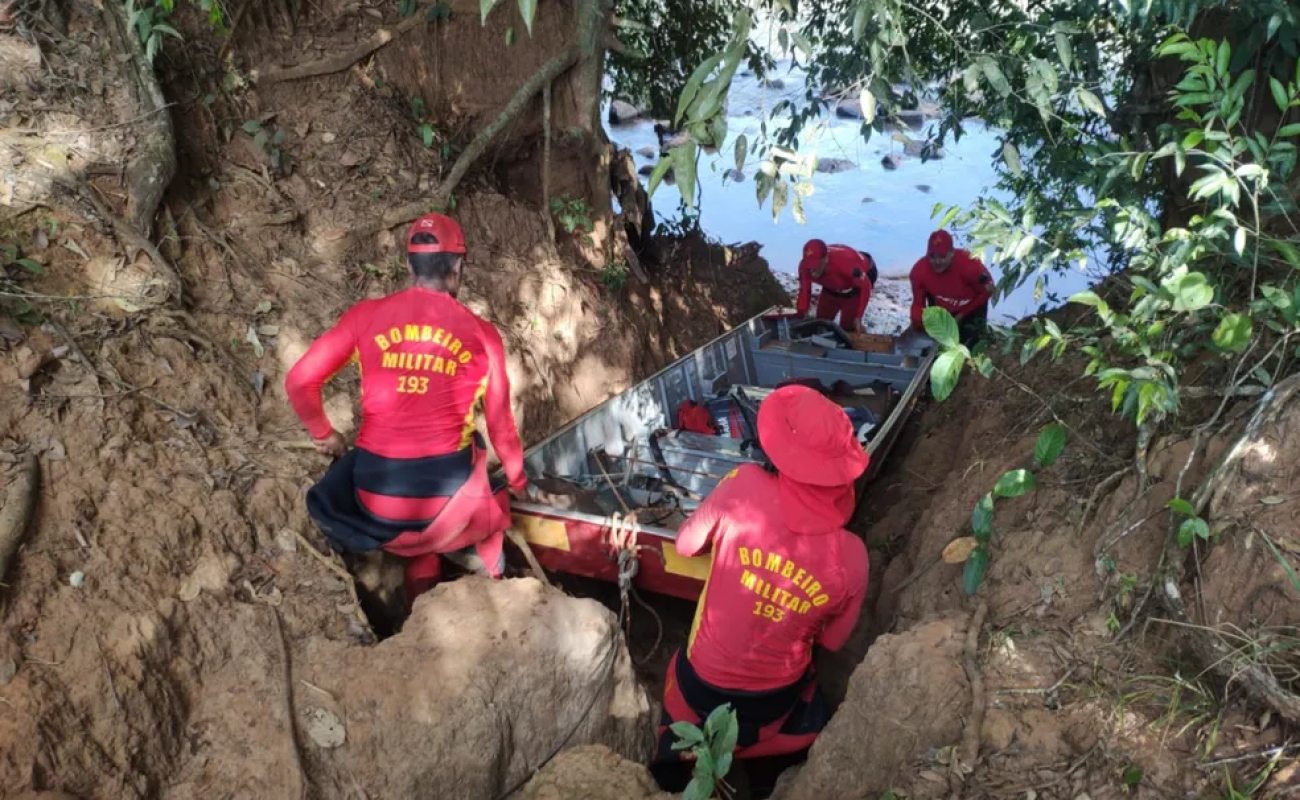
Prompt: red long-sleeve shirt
<box><xmin>285</xmin><ymin>287</ymin><xmax>528</xmax><ymax>491</ymax></box>
<box><xmin>796</xmin><ymin>245</ymin><xmax>872</xmax><ymax>317</ymax></box>
<box><xmin>909</xmin><ymin>249</ymin><xmax>993</xmax><ymax>330</ymax></box>
<box><xmin>677</xmin><ymin>465</ymin><xmax>868</xmax><ymax>692</ymax></box>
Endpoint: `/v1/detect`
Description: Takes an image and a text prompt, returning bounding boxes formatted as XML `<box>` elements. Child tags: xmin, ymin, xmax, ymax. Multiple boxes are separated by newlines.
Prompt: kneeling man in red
<box><xmin>652</xmin><ymin>384</ymin><xmax>869</xmax><ymax>789</ymax></box>
<box><xmin>285</xmin><ymin>213</ymin><xmax>529</xmax><ymax>608</ymax></box>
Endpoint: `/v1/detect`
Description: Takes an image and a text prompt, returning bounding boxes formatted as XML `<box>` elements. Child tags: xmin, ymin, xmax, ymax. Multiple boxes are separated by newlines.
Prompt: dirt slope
<box><xmin>0</xmin><ymin>2</ymin><xmax>786</xmax><ymax>797</ymax></box>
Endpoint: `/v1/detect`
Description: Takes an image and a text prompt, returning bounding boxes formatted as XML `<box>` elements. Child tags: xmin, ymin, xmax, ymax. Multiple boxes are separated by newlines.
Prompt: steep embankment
<box><xmin>0</xmin><ymin>2</ymin><xmax>787</xmax><ymax>797</ymax></box>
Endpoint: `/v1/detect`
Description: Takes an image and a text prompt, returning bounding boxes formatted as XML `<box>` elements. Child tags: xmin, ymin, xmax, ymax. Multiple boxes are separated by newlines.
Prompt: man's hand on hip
<box><xmin>313</xmin><ymin>431</ymin><xmax>347</xmax><ymax>458</ymax></box>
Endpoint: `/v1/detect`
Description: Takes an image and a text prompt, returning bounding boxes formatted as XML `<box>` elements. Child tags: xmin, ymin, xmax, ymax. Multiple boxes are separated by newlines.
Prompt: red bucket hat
<box><xmin>802</xmin><ymin>239</ymin><xmax>828</xmax><ymax>260</ymax></box>
<box><xmin>927</xmin><ymin>229</ymin><xmax>954</xmax><ymax>258</ymax></box>
<box><xmin>757</xmin><ymin>385</ymin><xmax>870</xmax><ymax>487</ymax></box>
<box><xmin>408</xmin><ymin>213</ymin><xmax>467</xmax><ymax>255</ymax></box>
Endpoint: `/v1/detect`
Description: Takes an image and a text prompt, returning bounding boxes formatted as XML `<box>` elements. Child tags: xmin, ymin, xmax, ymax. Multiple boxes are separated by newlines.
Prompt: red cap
<box><xmin>803</xmin><ymin>239</ymin><xmax>828</xmax><ymax>260</ymax></box>
<box><xmin>927</xmin><ymin>230</ymin><xmax>954</xmax><ymax>258</ymax></box>
<box><xmin>757</xmin><ymin>385</ymin><xmax>869</xmax><ymax>488</ymax></box>
<box><xmin>407</xmin><ymin>213</ymin><xmax>467</xmax><ymax>255</ymax></box>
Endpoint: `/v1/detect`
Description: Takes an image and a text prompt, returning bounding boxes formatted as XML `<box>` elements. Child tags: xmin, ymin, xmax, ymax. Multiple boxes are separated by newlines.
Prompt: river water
<box><xmin>604</xmin><ymin>60</ymin><xmax>1097</xmax><ymax>333</ymax></box>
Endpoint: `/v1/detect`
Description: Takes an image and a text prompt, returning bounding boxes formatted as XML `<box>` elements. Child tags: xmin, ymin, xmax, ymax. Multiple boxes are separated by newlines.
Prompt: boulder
<box><xmin>815</xmin><ymin>158</ymin><xmax>857</xmax><ymax>174</ymax></box>
<box><xmin>834</xmin><ymin>99</ymin><xmax>863</xmax><ymax>119</ymax></box>
<box><xmin>773</xmin><ymin>616</ymin><xmax>969</xmax><ymax>800</ymax></box>
<box><xmin>517</xmin><ymin>746</ymin><xmax>675</xmax><ymax>800</ymax></box>
<box><xmin>881</xmin><ymin>155</ymin><xmax>901</xmax><ymax>171</ymax></box>
<box><xmin>609</xmin><ymin>100</ymin><xmax>642</xmax><ymax>125</ymax></box>
<box><xmin>167</xmin><ymin>578</ymin><xmax>655</xmax><ymax>800</ymax></box>
<box><xmin>763</xmin><ymin>78</ymin><xmax>786</xmax><ymax>90</ymax></box>
<box><xmin>635</xmin><ymin>146</ymin><xmax>656</xmax><ymax>159</ymax></box>
<box><xmin>724</xmin><ymin>169</ymin><xmax>746</xmax><ymax>183</ymax></box>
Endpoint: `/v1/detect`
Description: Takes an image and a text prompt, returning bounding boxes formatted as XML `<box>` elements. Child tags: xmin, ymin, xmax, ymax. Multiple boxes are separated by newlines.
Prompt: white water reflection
<box><xmin>605</xmin><ymin>61</ymin><xmax>1099</xmax><ymax>331</ymax></box>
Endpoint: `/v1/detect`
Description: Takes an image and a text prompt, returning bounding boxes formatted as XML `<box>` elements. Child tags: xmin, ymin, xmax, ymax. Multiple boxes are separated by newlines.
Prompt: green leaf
<box><xmin>647</xmin><ymin>157</ymin><xmax>673</xmax><ymax>197</ymax></box>
<box><xmin>505</xmin><ymin>26</ymin><xmax>515</xmax><ymax>44</ymax></box>
<box><xmin>420</xmin><ymin>123</ymin><xmax>434</xmax><ymax>148</ymax></box>
<box><xmin>938</xmin><ymin>205</ymin><xmax>961</xmax><ymax>228</ymax></box>
<box><xmin>682</xmin><ymin>777</ymin><xmax>710</xmax><ymax>800</ymax></box>
<box><xmin>1055</xmin><ymin>31</ymin><xmax>1073</xmax><ymax>72</ymax></box>
<box><xmin>1076</xmin><ymin>88</ymin><xmax>1107</xmax><ymax>118</ymax></box>
<box><xmin>790</xmin><ymin>31</ymin><xmax>812</xmax><ymax>59</ymax></box>
<box><xmin>792</xmin><ymin>193</ymin><xmax>806</xmax><ymax>224</ymax></box>
<box><xmin>514</xmin><ymin>0</ymin><xmax>535</xmax><ymax>32</ymax></box>
<box><xmin>771</xmin><ymin>179</ymin><xmax>788</xmax><ymax>221</ymax></box>
<box><xmin>922</xmin><ymin>306</ymin><xmax>960</xmax><ymax>347</ymax></box>
<box><xmin>1002</xmin><ymin>142</ymin><xmax>1024</xmax><ymax>177</ymax></box>
<box><xmin>1167</xmin><ymin>497</ymin><xmax>1195</xmax><ymax>516</ymax></box>
<box><xmin>714</xmin><ymin>752</ymin><xmax>733</xmax><ymax>779</ymax></box>
<box><xmin>1178</xmin><ymin>517</ymin><xmax>1210</xmax><ymax>546</ymax></box>
<box><xmin>241</xmin><ymin>120</ymin><xmax>262</xmax><ymax>134</ymax></box>
<box><xmin>253</xmin><ymin>129</ymin><xmax>269</xmax><ymax>151</ymax></box>
<box><xmin>1069</xmin><ymin>290</ymin><xmax>1103</xmax><ymax>307</ymax></box>
<box><xmin>703</xmin><ymin>704</ymin><xmax>731</xmax><ymax>737</ymax></box>
<box><xmin>675</xmin><ymin>54</ymin><xmax>722</xmax><ymax>127</ymax></box>
<box><xmin>1279</xmin><ymin>123</ymin><xmax>1300</xmax><ymax>138</ymax></box>
<box><xmin>1270</xmin><ymin>77</ymin><xmax>1289</xmax><ymax>114</ymax></box>
<box><xmin>670</xmin><ymin>721</ymin><xmax>705</xmax><ymax>744</ymax></box>
<box><xmin>973</xmin><ymin>353</ymin><xmax>994</xmax><ymax>377</ymax></box>
<box><xmin>851</xmin><ymin>1</ymin><xmax>868</xmax><ymax>41</ymax></box>
<box><xmin>993</xmin><ymin>469</ymin><xmax>1036</xmax><ymax>499</ymax></box>
<box><xmin>480</xmin><ymin>0</ymin><xmax>497</xmax><ymax>24</ymax></box>
<box><xmin>1233</xmin><ymin>226</ymin><xmax>1247</xmax><ymax>255</ymax></box>
<box><xmin>1033</xmin><ymin>424</ymin><xmax>1067</xmax><ymax>468</ymax></box>
<box><xmin>1212</xmin><ymin>313</ymin><xmax>1251</xmax><ymax>352</ymax></box>
<box><xmin>980</xmin><ymin>57</ymin><xmax>1011</xmax><ymax>97</ymax></box>
<box><xmin>930</xmin><ymin>349</ymin><xmax>965</xmax><ymax>402</ymax></box>
<box><xmin>963</xmin><ymin>545</ymin><xmax>990</xmax><ymax>595</ymax></box>
<box><xmin>733</xmin><ymin>133</ymin><xmax>748</xmax><ymax>173</ymax></box>
<box><xmin>16</xmin><ymin>258</ymin><xmax>45</xmax><ymax>274</ymax></box>
<box><xmin>1271</xmin><ymin>239</ymin><xmax>1300</xmax><ymax>269</ymax></box>
<box><xmin>1170</xmin><ymin>272</ymin><xmax>1214</xmax><ymax>312</ymax></box>
<box><xmin>1215</xmin><ymin>40</ymin><xmax>1230</xmax><ymax>79</ymax></box>
<box><xmin>1123</xmin><ymin>766</ymin><xmax>1144</xmax><ymax>787</ymax></box>
<box><xmin>971</xmin><ymin>493</ymin><xmax>994</xmax><ymax>542</ymax></box>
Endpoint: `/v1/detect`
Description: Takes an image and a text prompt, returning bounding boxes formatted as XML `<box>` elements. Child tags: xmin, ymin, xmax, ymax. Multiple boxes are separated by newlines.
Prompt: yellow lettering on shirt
<box><xmin>372</xmin><ymin>320</ymin><xmax>477</xmax><ymax>384</ymax></box>
<box><xmin>732</xmin><ymin>545</ymin><xmax>832</xmax><ymax>615</ymax></box>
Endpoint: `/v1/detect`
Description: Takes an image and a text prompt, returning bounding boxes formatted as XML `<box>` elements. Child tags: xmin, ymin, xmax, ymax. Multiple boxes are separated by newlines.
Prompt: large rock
<box><xmin>774</xmin><ymin>616</ymin><xmax>969</xmax><ymax>800</ymax></box>
<box><xmin>165</xmin><ymin>578</ymin><xmax>654</xmax><ymax>800</ymax></box>
<box><xmin>517</xmin><ymin>745</ymin><xmax>674</xmax><ymax>800</ymax></box>
<box><xmin>609</xmin><ymin>100</ymin><xmax>642</xmax><ymax>125</ymax></box>
<box><xmin>815</xmin><ymin>158</ymin><xmax>857</xmax><ymax>174</ymax></box>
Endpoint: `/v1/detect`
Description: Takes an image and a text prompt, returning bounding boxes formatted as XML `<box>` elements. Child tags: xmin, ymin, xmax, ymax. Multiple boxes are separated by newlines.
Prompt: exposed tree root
<box><xmin>100</xmin><ymin>0</ymin><xmax>175</xmax><ymax>240</ymax></box>
<box><xmin>958</xmin><ymin>601</ymin><xmax>988</xmax><ymax>768</ymax></box>
<box><xmin>1158</xmin><ymin>373</ymin><xmax>1300</xmax><ymax>723</ymax></box>
<box><xmin>0</xmin><ymin>453</ymin><xmax>40</xmax><ymax>589</ymax></box>
<box><xmin>257</xmin><ymin>12</ymin><xmax>427</xmax><ymax>85</ymax></box>
<box><xmin>359</xmin><ymin>0</ymin><xmax>606</xmax><ymax>238</ymax></box>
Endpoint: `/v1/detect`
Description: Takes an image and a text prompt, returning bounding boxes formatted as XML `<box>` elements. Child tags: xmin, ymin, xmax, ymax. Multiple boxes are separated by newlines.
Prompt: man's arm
<box><xmin>954</xmin><ymin>253</ymin><xmax>994</xmax><ymax>321</ymax></box>
<box><xmin>480</xmin><ymin>321</ymin><xmax>528</xmax><ymax>492</ymax></box>
<box><xmin>675</xmin><ymin>470</ymin><xmax>739</xmax><ymax>556</ymax></box>
<box><xmin>909</xmin><ymin>264</ymin><xmax>928</xmax><ymax>332</ymax></box>
<box><xmin>285</xmin><ymin>312</ymin><xmax>359</xmax><ymax>441</ymax></box>
<box><xmin>818</xmin><ymin>541</ymin><xmax>869</xmax><ymax>651</ymax></box>
<box><xmin>795</xmin><ymin>259</ymin><xmax>814</xmax><ymax>317</ymax></box>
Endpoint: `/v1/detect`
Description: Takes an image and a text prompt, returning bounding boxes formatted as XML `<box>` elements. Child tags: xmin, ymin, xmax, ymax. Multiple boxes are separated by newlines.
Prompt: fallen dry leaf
<box><xmin>942</xmin><ymin>536</ymin><xmax>980</xmax><ymax>564</ymax></box>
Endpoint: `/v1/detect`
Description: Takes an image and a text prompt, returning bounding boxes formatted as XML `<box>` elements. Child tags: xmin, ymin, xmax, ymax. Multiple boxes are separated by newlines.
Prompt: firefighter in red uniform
<box><xmin>285</xmin><ymin>213</ymin><xmax>529</xmax><ymax>605</ymax></box>
<box><xmin>652</xmin><ymin>385</ymin><xmax>869</xmax><ymax>790</ymax></box>
<box><xmin>909</xmin><ymin>229</ymin><xmax>994</xmax><ymax>345</ymax></box>
<box><xmin>795</xmin><ymin>239</ymin><xmax>877</xmax><ymax>333</ymax></box>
